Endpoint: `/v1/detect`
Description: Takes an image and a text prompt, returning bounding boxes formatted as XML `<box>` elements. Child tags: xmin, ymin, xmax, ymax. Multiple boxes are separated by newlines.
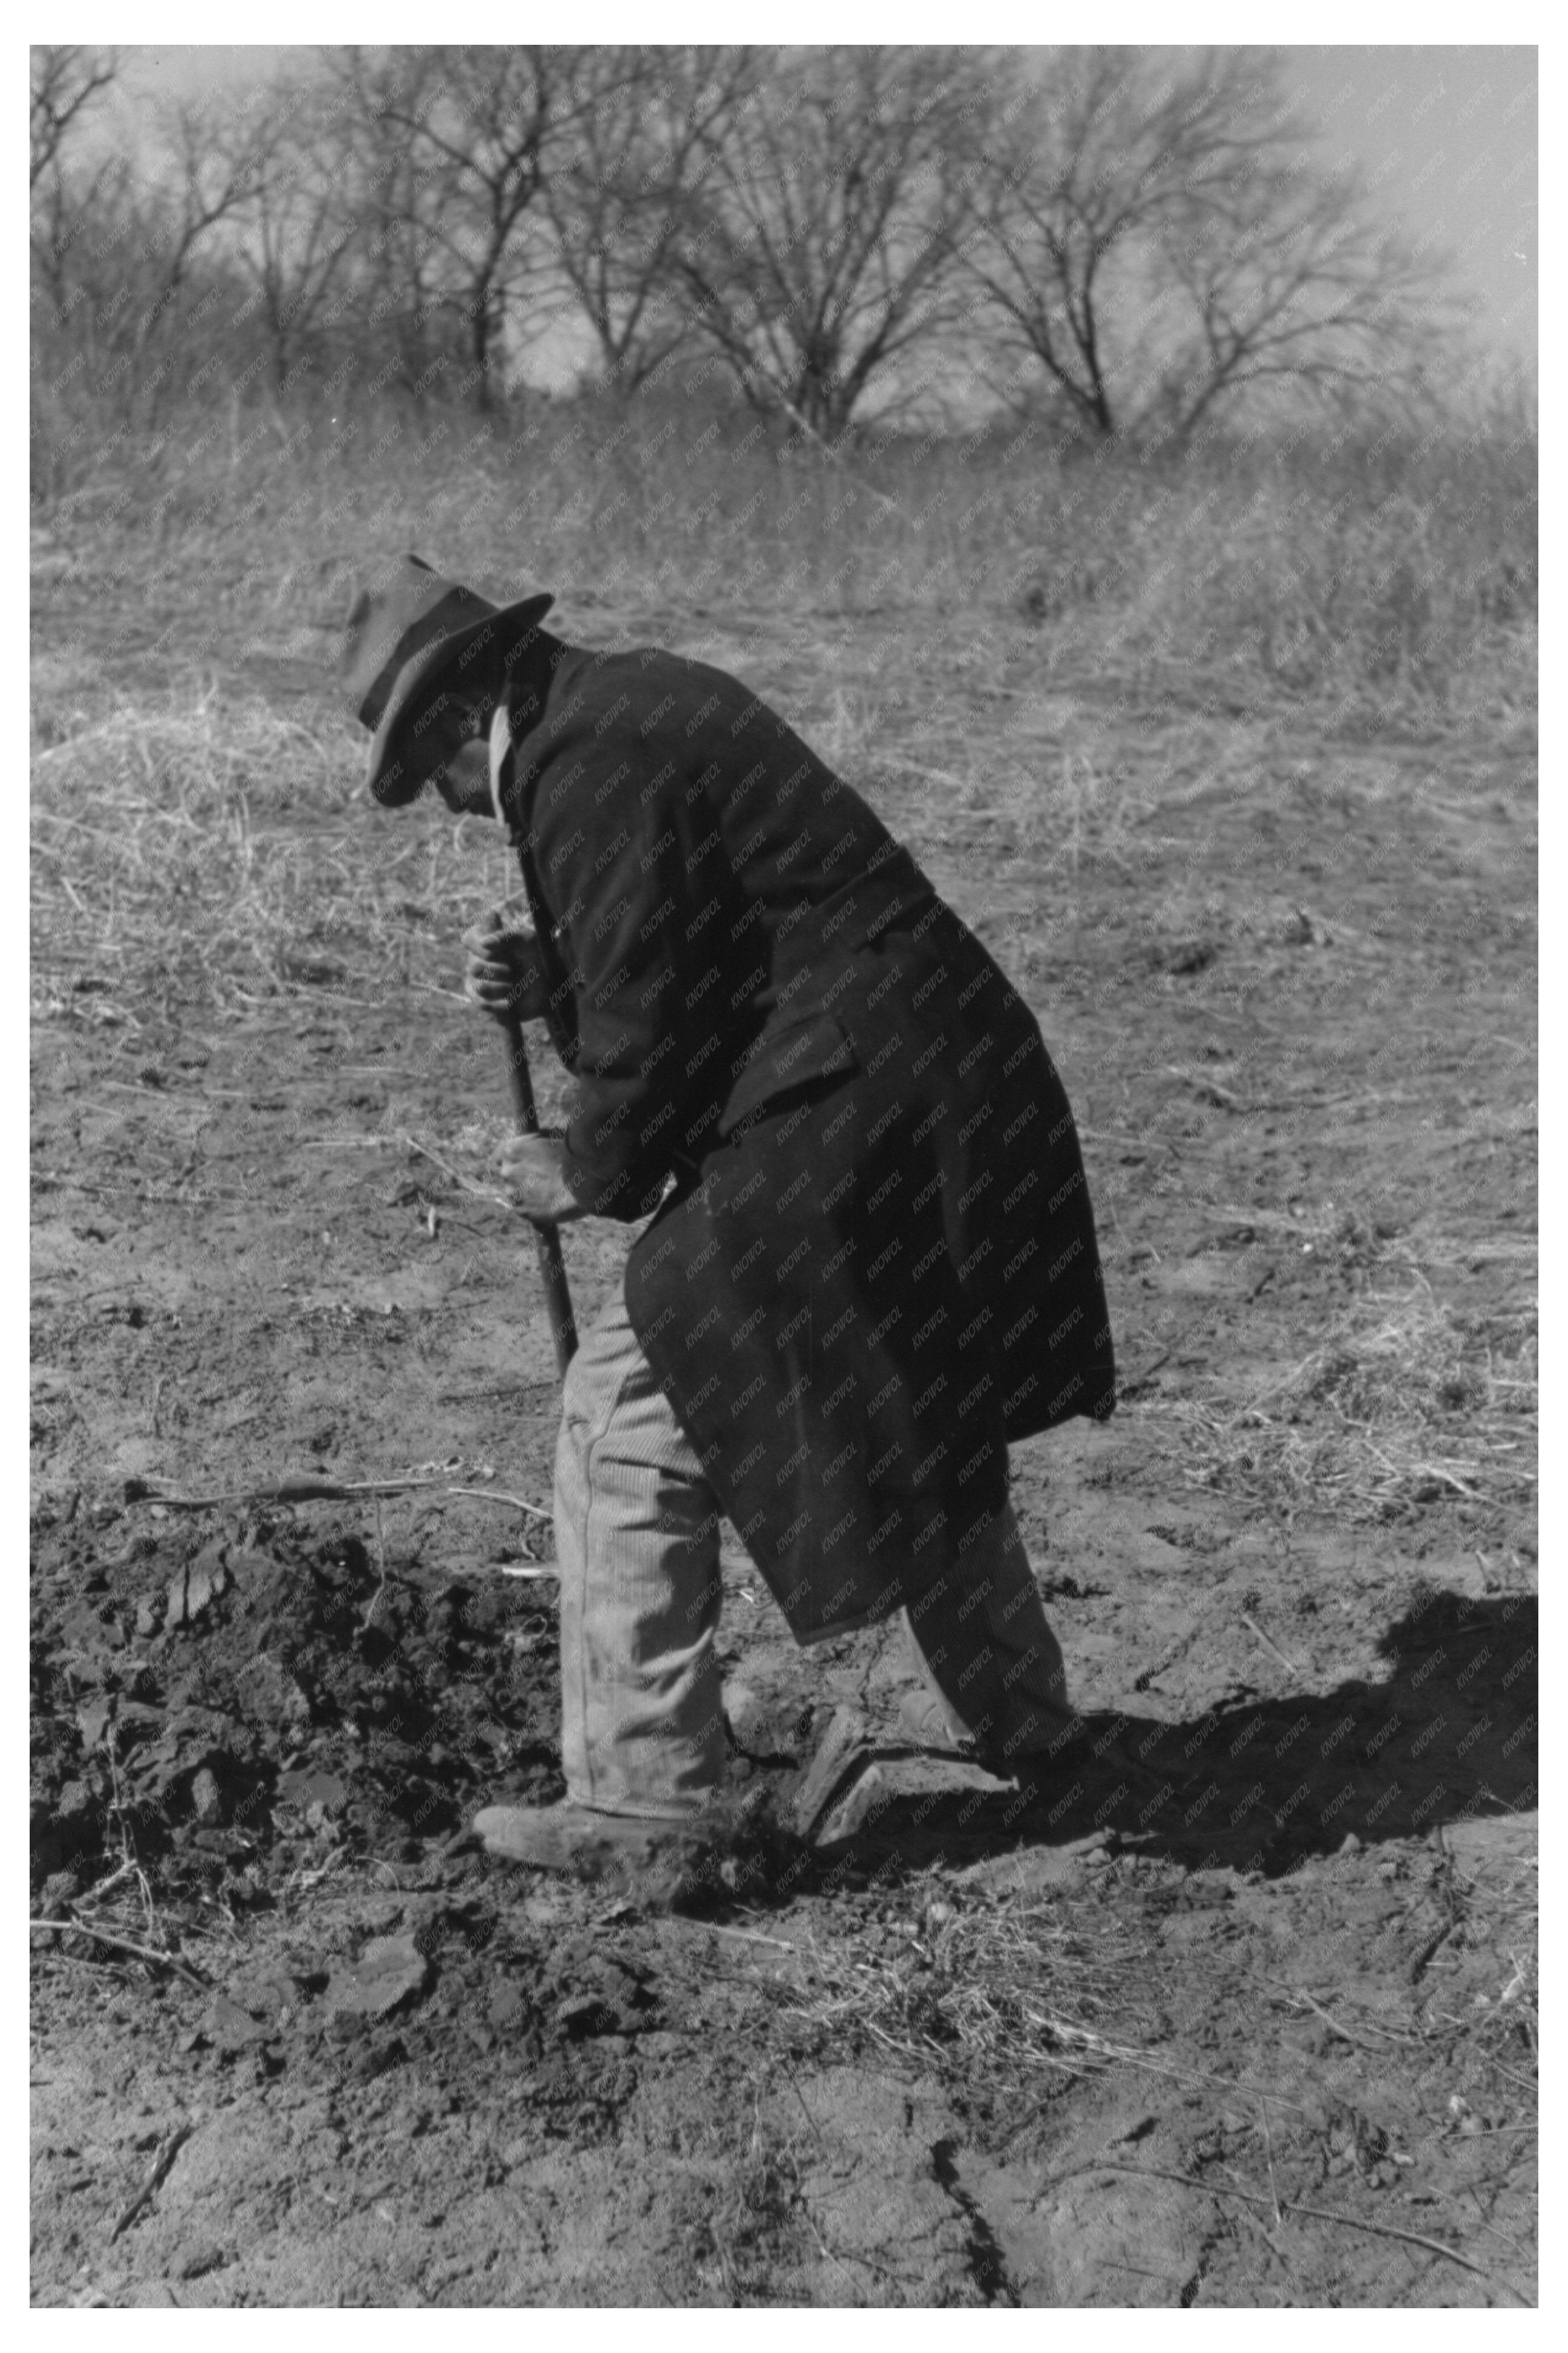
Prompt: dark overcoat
<box><xmin>493</xmin><ymin>631</ymin><xmax>1115</xmax><ymax>1641</ymax></box>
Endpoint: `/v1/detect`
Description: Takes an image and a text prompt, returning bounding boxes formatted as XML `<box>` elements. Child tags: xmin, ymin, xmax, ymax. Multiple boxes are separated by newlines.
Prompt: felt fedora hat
<box><xmin>341</xmin><ymin>554</ymin><xmax>554</xmax><ymax>805</ymax></box>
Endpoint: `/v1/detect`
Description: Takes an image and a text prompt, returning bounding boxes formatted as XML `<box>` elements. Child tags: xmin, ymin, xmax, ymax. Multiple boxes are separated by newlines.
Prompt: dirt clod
<box><xmin>326</xmin><ymin>1934</ymin><xmax>432</xmax><ymax>2023</ymax></box>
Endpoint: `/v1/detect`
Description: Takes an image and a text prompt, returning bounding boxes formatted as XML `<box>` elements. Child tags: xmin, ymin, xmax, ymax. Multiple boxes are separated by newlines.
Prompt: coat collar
<box><xmin>493</xmin><ymin>632</ymin><xmax>570</xmax><ymax>845</ymax></box>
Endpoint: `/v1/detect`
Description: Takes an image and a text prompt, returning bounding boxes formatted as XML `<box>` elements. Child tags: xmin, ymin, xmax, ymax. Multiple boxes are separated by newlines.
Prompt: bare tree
<box><xmin>318</xmin><ymin>49</ymin><xmax>450</xmax><ymax>399</ymax></box>
<box><xmin>33</xmin><ymin>63</ymin><xmax>274</xmax><ymax>450</ymax></box>
<box><xmin>31</xmin><ymin>147</ymin><xmax>134</xmax><ymax>330</ymax></box>
<box><xmin>30</xmin><ymin>44</ymin><xmax>117</xmax><ymax>188</ymax></box>
<box><xmin>131</xmin><ymin>95</ymin><xmax>276</xmax><ymax>356</ymax></box>
<box><xmin>543</xmin><ymin>47</ymin><xmax>756</xmax><ymax>394</ymax></box>
<box><xmin>231</xmin><ymin>77</ymin><xmax>364</xmax><ymax>395</ymax></box>
<box><xmin>660</xmin><ymin>46</ymin><xmax>992</xmax><ymax>441</ymax></box>
<box><xmin>325</xmin><ymin>44</ymin><xmax>589</xmax><ymax>409</ymax></box>
<box><xmin>960</xmin><ymin>47</ymin><xmax>1458</xmax><ymax>442</ymax></box>
<box><xmin>30</xmin><ymin>46</ymin><xmax>120</xmax><ymax>321</ymax></box>
<box><xmin>1153</xmin><ymin>146</ymin><xmax>1462</xmax><ymax>439</ymax></box>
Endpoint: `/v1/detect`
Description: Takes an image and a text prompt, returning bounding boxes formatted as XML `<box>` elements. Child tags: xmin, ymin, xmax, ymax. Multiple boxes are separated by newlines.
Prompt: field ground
<box><xmin>30</xmin><ymin>532</ymin><xmax>1536</xmax><ymax>2305</ymax></box>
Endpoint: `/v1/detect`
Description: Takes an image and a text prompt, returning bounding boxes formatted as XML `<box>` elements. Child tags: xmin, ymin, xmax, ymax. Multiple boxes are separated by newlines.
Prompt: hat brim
<box><xmin>368</xmin><ymin>591</ymin><xmax>555</xmax><ymax>806</ymax></box>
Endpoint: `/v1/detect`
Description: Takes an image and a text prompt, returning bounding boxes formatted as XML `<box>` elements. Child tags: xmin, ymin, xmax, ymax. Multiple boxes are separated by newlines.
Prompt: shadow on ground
<box><xmin>820</xmin><ymin>1589</ymin><xmax>1537</xmax><ymax>1882</ymax></box>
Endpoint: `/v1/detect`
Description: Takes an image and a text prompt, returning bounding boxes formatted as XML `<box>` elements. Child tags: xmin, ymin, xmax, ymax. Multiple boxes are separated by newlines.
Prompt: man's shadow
<box><xmin>821</xmin><ymin>1586</ymin><xmax>1537</xmax><ymax>1879</ymax></box>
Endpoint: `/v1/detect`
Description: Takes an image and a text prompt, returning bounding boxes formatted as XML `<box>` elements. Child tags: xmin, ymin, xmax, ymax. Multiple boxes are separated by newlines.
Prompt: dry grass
<box><xmin>29</xmin><ymin>689</ymin><xmax>520</xmax><ymax>1018</ymax></box>
<box><xmin>763</xmin><ymin>1850</ymin><xmax>1538</xmax><ymax>2174</ymax></box>
<box><xmin>33</xmin><ymin>386</ymin><xmax>1537</xmax><ymax>740</ymax></box>
<box><xmin>1414</xmin><ymin>1826</ymin><xmax>1539</xmax><ymax>2134</ymax></box>
<box><xmin>772</xmin><ymin>1882</ymin><xmax>1167</xmax><ymax>2105</ymax></box>
<box><xmin>1167</xmin><ymin>1265</ymin><xmax>1537</xmax><ymax>1525</ymax></box>
<box><xmin>34</xmin><ymin>392</ymin><xmax>1533</xmax><ymax>1051</ymax></box>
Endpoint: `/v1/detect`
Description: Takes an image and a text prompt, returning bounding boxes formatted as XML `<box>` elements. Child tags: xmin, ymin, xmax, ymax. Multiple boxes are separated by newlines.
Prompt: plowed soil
<box><xmin>30</xmin><ymin>580</ymin><xmax>1536</xmax><ymax>2306</ymax></box>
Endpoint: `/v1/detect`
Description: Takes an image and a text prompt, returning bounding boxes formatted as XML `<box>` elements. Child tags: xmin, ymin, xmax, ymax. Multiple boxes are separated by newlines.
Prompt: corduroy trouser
<box><xmin>555</xmin><ymin>1283</ymin><xmax>1074</xmax><ymax>1818</ymax></box>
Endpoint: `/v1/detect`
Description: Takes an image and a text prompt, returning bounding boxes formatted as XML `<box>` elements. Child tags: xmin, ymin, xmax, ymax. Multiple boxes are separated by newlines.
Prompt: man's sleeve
<box><xmin>536</xmin><ymin>736</ymin><xmax>737</xmax><ymax>1221</ymax></box>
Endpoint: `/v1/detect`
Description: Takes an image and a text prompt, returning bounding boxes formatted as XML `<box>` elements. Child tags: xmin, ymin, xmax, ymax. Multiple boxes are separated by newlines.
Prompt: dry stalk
<box><xmin>109</xmin><ymin>2122</ymin><xmax>195</xmax><ymax>2243</ymax></box>
<box><xmin>1041</xmin><ymin>2157</ymin><xmax>1527</xmax><ymax>2299</ymax></box>
<box><xmin>31</xmin><ymin>1918</ymin><xmax>208</xmax><ymax>1992</ymax></box>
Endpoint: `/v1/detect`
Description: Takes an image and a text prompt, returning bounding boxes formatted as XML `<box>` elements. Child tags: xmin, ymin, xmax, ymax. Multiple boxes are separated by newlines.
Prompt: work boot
<box><xmin>471</xmin><ymin>1801</ymin><xmax>727</xmax><ymax>1911</ymax></box>
<box><xmin>895</xmin><ymin>1691</ymin><xmax>1148</xmax><ymax>1790</ymax></box>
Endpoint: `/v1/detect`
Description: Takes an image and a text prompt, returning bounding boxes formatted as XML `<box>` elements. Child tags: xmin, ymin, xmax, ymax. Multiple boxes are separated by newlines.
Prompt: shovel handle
<box><xmin>496</xmin><ymin>1006</ymin><xmax>577</xmax><ymax>1374</ymax></box>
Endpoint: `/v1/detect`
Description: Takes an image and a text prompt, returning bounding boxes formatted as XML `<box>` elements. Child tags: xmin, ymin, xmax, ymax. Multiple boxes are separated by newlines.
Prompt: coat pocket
<box><xmin>716</xmin><ymin>1008</ymin><xmax>858</xmax><ymax>1138</ymax></box>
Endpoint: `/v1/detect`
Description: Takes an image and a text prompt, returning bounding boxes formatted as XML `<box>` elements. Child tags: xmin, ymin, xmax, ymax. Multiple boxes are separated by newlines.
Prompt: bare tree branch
<box><xmin>323</xmin><ymin>44</ymin><xmax>593</xmax><ymax>409</ymax></box>
<box><xmin>958</xmin><ymin>45</ymin><xmax>1458</xmax><ymax>441</ymax></box>
<box><xmin>30</xmin><ymin>45</ymin><xmax>117</xmax><ymax>188</ymax></box>
<box><xmin>543</xmin><ymin>46</ymin><xmax>755</xmax><ymax>395</ymax></box>
<box><xmin>229</xmin><ymin>76</ymin><xmax>364</xmax><ymax>394</ymax></box>
<box><xmin>659</xmin><ymin>47</ymin><xmax>997</xmax><ymax>439</ymax></box>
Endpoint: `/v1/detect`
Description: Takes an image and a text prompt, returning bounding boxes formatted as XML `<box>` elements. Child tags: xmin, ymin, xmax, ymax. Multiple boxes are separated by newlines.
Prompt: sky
<box><xmin>102</xmin><ymin>41</ymin><xmax>1538</xmax><ymax>376</ymax></box>
<box><xmin>1284</xmin><ymin>48</ymin><xmax>1537</xmax><ymax>371</ymax></box>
